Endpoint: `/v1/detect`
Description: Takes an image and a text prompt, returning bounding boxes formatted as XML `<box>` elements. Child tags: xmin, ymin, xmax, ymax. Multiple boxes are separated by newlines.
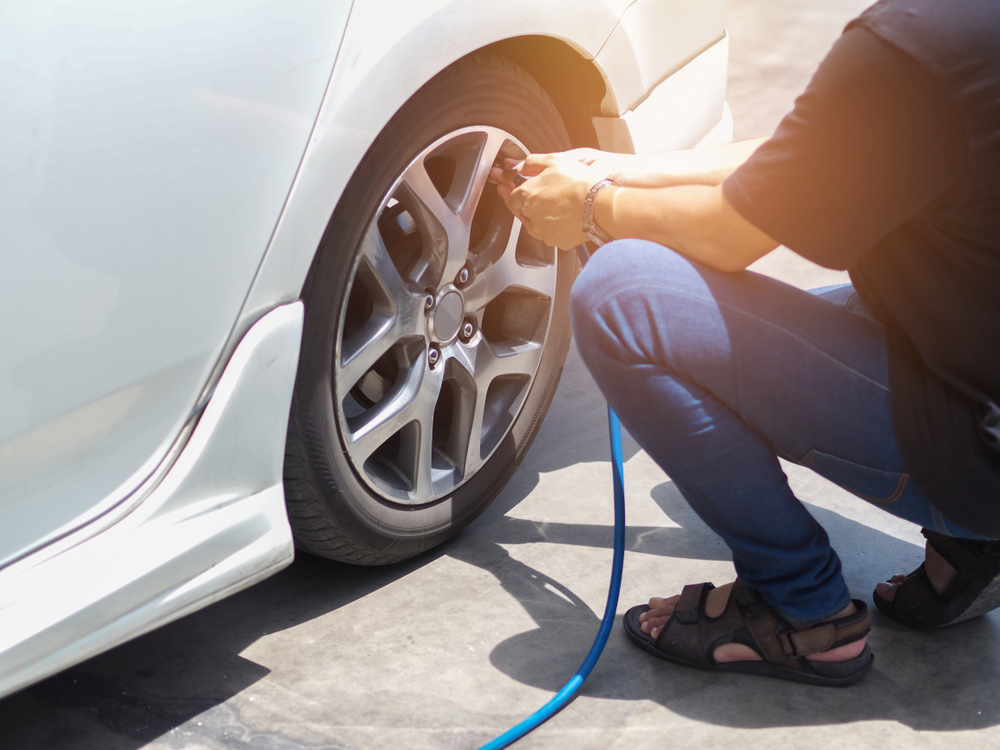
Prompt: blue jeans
<box><xmin>570</xmin><ymin>240</ymin><xmax>987</xmax><ymax>625</ymax></box>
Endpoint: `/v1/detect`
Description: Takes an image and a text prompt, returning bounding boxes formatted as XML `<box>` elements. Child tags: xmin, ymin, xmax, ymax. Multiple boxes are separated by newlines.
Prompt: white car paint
<box><xmin>0</xmin><ymin>302</ymin><xmax>302</xmax><ymax>700</ymax></box>
<box><xmin>1</xmin><ymin>0</ymin><xmax>353</xmax><ymax>569</ymax></box>
<box><xmin>622</xmin><ymin>34</ymin><xmax>731</xmax><ymax>154</ymax></box>
<box><xmin>0</xmin><ymin>0</ymin><xmax>730</xmax><ymax>699</ymax></box>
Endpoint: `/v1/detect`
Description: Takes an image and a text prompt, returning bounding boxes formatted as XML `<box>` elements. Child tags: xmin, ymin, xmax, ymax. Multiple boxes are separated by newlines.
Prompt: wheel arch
<box><xmin>482</xmin><ymin>36</ymin><xmax>609</xmax><ymax>151</ymax></box>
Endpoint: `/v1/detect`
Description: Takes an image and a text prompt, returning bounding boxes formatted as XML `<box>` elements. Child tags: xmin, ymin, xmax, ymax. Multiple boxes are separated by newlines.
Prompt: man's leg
<box><xmin>570</xmin><ymin>240</ymin><xmax>938</xmax><ymax>627</ymax></box>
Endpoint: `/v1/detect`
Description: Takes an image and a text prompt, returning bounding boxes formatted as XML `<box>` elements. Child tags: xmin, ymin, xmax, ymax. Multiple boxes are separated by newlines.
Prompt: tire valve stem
<box><xmin>427</xmin><ymin>345</ymin><xmax>441</xmax><ymax>368</ymax></box>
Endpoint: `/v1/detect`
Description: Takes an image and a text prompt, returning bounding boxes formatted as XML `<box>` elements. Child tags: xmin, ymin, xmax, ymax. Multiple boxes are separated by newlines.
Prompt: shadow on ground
<box><xmin>468</xmin><ymin>479</ymin><xmax>1000</xmax><ymax>733</ymax></box>
<box><xmin>0</xmin><ymin>549</ymin><xmax>442</xmax><ymax>750</ymax></box>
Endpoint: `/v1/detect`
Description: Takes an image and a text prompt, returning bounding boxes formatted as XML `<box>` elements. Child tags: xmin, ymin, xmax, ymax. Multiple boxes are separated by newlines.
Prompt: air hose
<box><xmin>469</xmin><ymin>190</ymin><xmax>627</xmax><ymax>748</ymax></box>
<box><xmin>477</xmin><ymin>403</ymin><xmax>626</xmax><ymax>750</ymax></box>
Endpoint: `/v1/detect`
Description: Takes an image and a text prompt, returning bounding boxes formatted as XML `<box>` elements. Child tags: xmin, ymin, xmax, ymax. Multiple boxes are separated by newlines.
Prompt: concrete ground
<box><xmin>5</xmin><ymin>1</ymin><xmax>999</xmax><ymax>748</ymax></box>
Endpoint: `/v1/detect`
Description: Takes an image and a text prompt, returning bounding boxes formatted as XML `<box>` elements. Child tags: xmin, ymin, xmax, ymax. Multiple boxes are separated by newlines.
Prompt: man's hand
<box><xmin>491</xmin><ymin>152</ymin><xmax>601</xmax><ymax>249</ymax></box>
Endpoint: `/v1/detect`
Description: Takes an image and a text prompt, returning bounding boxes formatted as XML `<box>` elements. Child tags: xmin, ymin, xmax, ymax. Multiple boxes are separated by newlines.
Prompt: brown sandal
<box><xmin>623</xmin><ymin>580</ymin><xmax>873</xmax><ymax>686</ymax></box>
<box><xmin>872</xmin><ymin>528</ymin><xmax>1000</xmax><ymax>629</ymax></box>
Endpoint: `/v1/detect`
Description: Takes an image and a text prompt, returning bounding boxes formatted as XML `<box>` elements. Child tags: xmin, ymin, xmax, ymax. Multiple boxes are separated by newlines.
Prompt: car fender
<box><xmin>233</xmin><ymin>0</ymin><xmax>726</xmax><ymax>356</ymax></box>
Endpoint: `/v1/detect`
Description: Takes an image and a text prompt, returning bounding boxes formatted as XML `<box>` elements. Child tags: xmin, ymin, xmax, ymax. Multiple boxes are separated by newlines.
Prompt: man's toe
<box><xmin>875</xmin><ymin>580</ymin><xmax>897</xmax><ymax>603</ymax></box>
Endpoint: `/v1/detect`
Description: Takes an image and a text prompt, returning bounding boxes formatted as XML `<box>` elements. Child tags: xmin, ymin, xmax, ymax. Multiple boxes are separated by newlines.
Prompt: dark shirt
<box><xmin>723</xmin><ymin>0</ymin><xmax>1000</xmax><ymax>536</ymax></box>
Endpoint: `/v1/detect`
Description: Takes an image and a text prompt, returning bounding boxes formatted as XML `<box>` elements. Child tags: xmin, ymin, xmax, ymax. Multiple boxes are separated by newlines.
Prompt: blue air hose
<box><xmin>477</xmin><ymin>405</ymin><xmax>626</xmax><ymax>750</ymax></box>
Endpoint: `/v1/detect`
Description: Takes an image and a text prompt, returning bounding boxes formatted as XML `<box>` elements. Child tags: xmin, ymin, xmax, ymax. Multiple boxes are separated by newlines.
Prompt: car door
<box><xmin>0</xmin><ymin>0</ymin><xmax>353</xmax><ymax>569</ymax></box>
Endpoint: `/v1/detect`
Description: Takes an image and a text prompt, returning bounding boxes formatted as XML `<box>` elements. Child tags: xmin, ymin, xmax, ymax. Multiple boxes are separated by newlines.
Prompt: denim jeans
<box><xmin>570</xmin><ymin>239</ymin><xmax>987</xmax><ymax>625</ymax></box>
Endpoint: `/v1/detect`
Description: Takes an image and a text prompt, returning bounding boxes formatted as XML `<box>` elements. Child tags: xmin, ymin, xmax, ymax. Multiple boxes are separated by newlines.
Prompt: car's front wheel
<box><xmin>284</xmin><ymin>51</ymin><xmax>576</xmax><ymax>564</ymax></box>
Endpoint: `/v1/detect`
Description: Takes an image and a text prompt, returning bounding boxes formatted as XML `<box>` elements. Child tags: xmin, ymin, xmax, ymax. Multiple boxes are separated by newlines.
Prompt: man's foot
<box><xmin>623</xmin><ymin>580</ymin><xmax>875</xmax><ymax>686</ymax></box>
<box><xmin>638</xmin><ymin>581</ymin><xmax>868</xmax><ymax>663</ymax></box>
<box><xmin>871</xmin><ymin>529</ymin><xmax>1000</xmax><ymax>629</ymax></box>
<box><xmin>875</xmin><ymin>538</ymin><xmax>959</xmax><ymax>603</ymax></box>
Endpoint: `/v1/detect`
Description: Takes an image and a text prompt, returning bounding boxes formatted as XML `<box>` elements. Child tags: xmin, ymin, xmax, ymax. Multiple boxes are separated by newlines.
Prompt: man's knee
<box><xmin>570</xmin><ymin>239</ymin><xmax>687</xmax><ymax>375</ymax></box>
<box><xmin>570</xmin><ymin>239</ymin><xmax>693</xmax><ymax>335</ymax></box>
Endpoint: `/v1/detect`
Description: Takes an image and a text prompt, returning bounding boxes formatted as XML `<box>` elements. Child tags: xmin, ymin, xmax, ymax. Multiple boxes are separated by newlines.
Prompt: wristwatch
<box><xmin>581</xmin><ymin>178</ymin><xmax>618</xmax><ymax>247</ymax></box>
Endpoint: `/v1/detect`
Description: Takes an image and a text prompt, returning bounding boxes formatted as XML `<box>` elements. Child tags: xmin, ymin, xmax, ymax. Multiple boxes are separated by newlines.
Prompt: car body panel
<box><xmin>0</xmin><ymin>302</ymin><xmax>302</xmax><ymax>700</ymax></box>
<box><xmin>595</xmin><ymin>0</ymin><xmax>728</xmax><ymax>114</ymax></box>
<box><xmin>0</xmin><ymin>0</ymin><xmax>353</xmax><ymax>568</ymax></box>
<box><xmin>621</xmin><ymin>34</ymin><xmax>731</xmax><ymax>153</ymax></box>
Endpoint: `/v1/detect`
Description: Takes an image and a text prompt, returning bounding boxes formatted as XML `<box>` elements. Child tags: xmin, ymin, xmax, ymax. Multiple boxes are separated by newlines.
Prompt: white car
<box><xmin>0</xmin><ymin>0</ymin><xmax>730</xmax><ymax>698</ymax></box>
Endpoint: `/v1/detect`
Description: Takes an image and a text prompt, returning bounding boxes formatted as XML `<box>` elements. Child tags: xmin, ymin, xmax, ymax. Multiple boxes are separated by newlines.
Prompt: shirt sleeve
<box><xmin>722</xmin><ymin>26</ymin><xmax>966</xmax><ymax>270</ymax></box>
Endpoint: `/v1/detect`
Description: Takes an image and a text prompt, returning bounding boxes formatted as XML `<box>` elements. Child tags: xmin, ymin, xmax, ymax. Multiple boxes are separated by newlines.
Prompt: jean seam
<box><xmin>589</xmin><ymin>281</ymin><xmax>889</xmax><ymax>394</ymax></box>
<box><xmin>800</xmin><ymin>449</ymin><xmax>909</xmax><ymax>504</ymax></box>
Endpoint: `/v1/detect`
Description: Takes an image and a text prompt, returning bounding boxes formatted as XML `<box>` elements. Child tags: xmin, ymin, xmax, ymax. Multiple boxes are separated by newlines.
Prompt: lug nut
<box><xmin>460</xmin><ymin>320</ymin><xmax>475</xmax><ymax>341</ymax></box>
<box><xmin>457</xmin><ymin>267</ymin><xmax>470</xmax><ymax>285</ymax></box>
<box><xmin>427</xmin><ymin>346</ymin><xmax>441</xmax><ymax>368</ymax></box>
<box><xmin>424</xmin><ymin>293</ymin><xmax>435</xmax><ymax>310</ymax></box>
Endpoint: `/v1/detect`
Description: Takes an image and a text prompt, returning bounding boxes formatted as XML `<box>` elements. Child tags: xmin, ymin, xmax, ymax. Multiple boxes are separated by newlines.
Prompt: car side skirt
<box><xmin>0</xmin><ymin>302</ymin><xmax>303</xmax><ymax>701</ymax></box>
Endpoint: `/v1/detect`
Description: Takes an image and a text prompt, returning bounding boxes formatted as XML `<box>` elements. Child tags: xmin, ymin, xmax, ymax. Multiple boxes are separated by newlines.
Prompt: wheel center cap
<box><xmin>432</xmin><ymin>291</ymin><xmax>464</xmax><ymax>341</ymax></box>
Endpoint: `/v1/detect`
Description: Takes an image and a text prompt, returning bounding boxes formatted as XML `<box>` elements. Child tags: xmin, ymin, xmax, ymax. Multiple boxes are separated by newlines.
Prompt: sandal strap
<box><xmin>730</xmin><ymin>584</ymin><xmax>802</xmax><ymax>669</ymax></box>
<box><xmin>730</xmin><ymin>583</ymin><xmax>870</xmax><ymax>663</ymax></box>
<box><xmin>922</xmin><ymin>529</ymin><xmax>1000</xmax><ymax>582</ymax></box>
<box><xmin>777</xmin><ymin>601</ymin><xmax>871</xmax><ymax>658</ymax></box>
<box><xmin>673</xmin><ymin>582</ymin><xmax>713</xmax><ymax>624</ymax></box>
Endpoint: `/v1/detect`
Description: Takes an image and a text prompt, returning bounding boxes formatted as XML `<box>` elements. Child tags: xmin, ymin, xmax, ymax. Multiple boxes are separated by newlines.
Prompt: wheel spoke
<box><xmin>360</xmin><ymin>223</ymin><xmax>411</xmax><ymax>303</ymax></box>
<box><xmin>461</xmin><ymin>387</ymin><xmax>488</xmax><ymax>479</ymax></box>
<box><xmin>411</xmin><ymin>399</ymin><xmax>437</xmax><ymax>500</ymax></box>
<box><xmin>474</xmin><ymin>337</ymin><xmax>545</xmax><ymax>381</ymax></box>
<box><xmin>459</xmin><ymin>128</ymin><xmax>508</xmax><ymax>226</ymax></box>
<box><xmin>346</xmin><ymin>360</ymin><xmax>443</xmax><ymax>466</ymax></box>
<box><xmin>401</xmin><ymin>159</ymin><xmax>470</xmax><ymax>284</ymax></box>
<box><xmin>337</xmin><ymin>316</ymin><xmax>397</xmax><ymax>400</ymax></box>
<box><xmin>337</xmin><ymin>228</ymin><xmax>426</xmax><ymax>400</ymax></box>
<box><xmin>452</xmin><ymin>339</ymin><xmax>542</xmax><ymax>474</ymax></box>
<box><xmin>463</xmin><ymin>219</ymin><xmax>557</xmax><ymax>314</ymax></box>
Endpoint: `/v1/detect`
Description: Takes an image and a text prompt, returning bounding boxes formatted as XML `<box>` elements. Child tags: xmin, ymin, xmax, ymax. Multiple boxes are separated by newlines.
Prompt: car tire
<box><xmin>284</xmin><ymin>51</ymin><xmax>577</xmax><ymax>565</ymax></box>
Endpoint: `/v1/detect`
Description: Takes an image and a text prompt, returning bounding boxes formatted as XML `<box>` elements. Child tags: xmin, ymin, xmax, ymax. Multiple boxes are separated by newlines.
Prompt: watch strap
<box><xmin>581</xmin><ymin>178</ymin><xmax>618</xmax><ymax>246</ymax></box>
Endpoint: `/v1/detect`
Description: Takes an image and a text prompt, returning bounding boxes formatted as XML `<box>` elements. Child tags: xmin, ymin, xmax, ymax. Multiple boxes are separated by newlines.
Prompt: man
<box><xmin>493</xmin><ymin>0</ymin><xmax>1000</xmax><ymax>685</ymax></box>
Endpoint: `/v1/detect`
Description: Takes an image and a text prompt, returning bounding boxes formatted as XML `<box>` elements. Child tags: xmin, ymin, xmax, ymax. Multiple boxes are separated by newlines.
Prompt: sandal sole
<box><xmin>622</xmin><ymin>605</ymin><xmax>873</xmax><ymax>687</ymax></box>
<box><xmin>951</xmin><ymin>574</ymin><xmax>1000</xmax><ymax>624</ymax></box>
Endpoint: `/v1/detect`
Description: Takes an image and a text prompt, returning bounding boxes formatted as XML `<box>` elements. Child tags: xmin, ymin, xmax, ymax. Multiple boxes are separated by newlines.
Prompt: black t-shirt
<box><xmin>723</xmin><ymin>0</ymin><xmax>1000</xmax><ymax>537</ymax></box>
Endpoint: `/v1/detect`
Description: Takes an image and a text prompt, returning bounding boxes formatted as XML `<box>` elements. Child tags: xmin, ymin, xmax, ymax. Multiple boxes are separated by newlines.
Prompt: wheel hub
<box><xmin>430</xmin><ymin>289</ymin><xmax>464</xmax><ymax>342</ymax></box>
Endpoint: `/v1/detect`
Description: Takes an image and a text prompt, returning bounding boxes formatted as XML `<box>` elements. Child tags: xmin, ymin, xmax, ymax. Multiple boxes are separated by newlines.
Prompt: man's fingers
<box><xmin>522</xmin><ymin>152</ymin><xmax>564</xmax><ymax>173</ymax></box>
<box><xmin>494</xmin><ymin>183</ymin><xmax>537</xmax><ymax>238</ymax></box>
<box><xmin>495</xmin><ymin>182</ymin><xmax>515</xmax><ymax>209</ymax></box>
<box><xmin>518</xmin><ymin>213</ymin><xmax>539</xmax><ymax>239</ymax></box>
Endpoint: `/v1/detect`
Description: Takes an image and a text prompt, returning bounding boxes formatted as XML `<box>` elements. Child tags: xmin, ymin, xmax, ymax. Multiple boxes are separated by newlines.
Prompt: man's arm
<box><xmin>594</xmin><ymin>182</ymin><xmax>778</xmax><ymax>272</ymax></box>
<box><xmin>569</xmin><ymin>136</ymin><xmax>769</xmax><ymax>189</ymax></box>
<box><xmin>500</xmin><ymin>148</ymin><xmax>778</xmax><ymax>273</ymax></box>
